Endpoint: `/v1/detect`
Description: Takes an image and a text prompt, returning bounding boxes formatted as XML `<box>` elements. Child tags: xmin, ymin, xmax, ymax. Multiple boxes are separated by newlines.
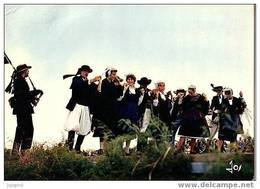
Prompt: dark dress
<box><xmin>12</xmin><ymin>76</ymin><xmax>35</xmax><ymax>152</ymax></box>
<box><xmin>151</xmin><ymin>93</ymin><xmax>172</xmax><ymax>142</ymax></box>
<box><xmin>118</xmin><ymin>88</ymin><xmax>140</xmax><ymax>125</ymax></box>
<box><xmin>172</xmin><ymin>97</ymin><xmax>184</xmax><ymax>122</ymax></box>
<box><xmin>218</xmin><ymin>97</ymin><xmax>246</xmax><ymax>142</ymax></box>
<box><xmin>153</xmin><ymin>93</ymin><xmax>172</xmax><ymax>126</ymax></box>
<box><xmin>92</xmin><ymin>79</ymin><xmax>123</xmax><ymax>137</ymax></box>
<box><xmin>178</xmin><ymin>94</ymin><xmax>210</xmax><ymax>138</ymax></box>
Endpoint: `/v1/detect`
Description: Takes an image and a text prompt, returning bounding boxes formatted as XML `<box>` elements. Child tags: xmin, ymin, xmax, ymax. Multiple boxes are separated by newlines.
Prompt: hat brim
<box><xmin>137</xmin><ymin>79</ymin><xmax>151</xmax><ymax>85</ymax></box>
<box><xmin>212</xmin><ymin>87</ymin><xmax>223</xmax><ymax>92</ymax></box>
<box><xmin>212</xmin><ymin>89</ymin><xmax>222</xmax><ymax>92</ymax></box>
<box><xmin>17</xmin><ymin>66</ymin><xmax>32</xmax><ymax>73</ymax></box>
<box><xmin>174</xmin><ymin>89</ymin><xmax>186</xmax><ymax>94</ymax></box>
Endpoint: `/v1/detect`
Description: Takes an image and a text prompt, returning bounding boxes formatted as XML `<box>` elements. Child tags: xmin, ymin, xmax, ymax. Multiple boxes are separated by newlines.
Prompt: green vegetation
<box><xmin>4</xmin><ymin>117</ymin><xmax>254</xmax><ymax>180</ymax></box>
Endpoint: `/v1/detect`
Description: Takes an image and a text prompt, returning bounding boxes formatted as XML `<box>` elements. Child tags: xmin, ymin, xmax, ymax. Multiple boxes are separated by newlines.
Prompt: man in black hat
<box><xmin>136</xmin><ymin>77</ymin><xmax>152</xmax><ymax>152</ymax></box>
<box><xmin>171</xmin><ymin>88</ymin><xmax>186</xmax><ymax>147</ymax></box>
<box><xmin>137</xmin><ymin>77</ymin><xmax>152</xmax><ymax>120</ymax></box>
<box><xmin>64</xmin><ymin>65</ymin><xmax>100</xmax><ymax>153</ymax></box>
<box><xmin>207</xmin><ymin>85</ymin><xmax>224</xmax><ymax>152</ymax></box>
<box><xmin>12</xmin><ymin>64</ymin><xmax>36</xmax><ymax>154</ymax></box>
<box><xmin>210</xmin><ymin>85</ymin><xmax>224</xmax><ymax>120</ymax></box>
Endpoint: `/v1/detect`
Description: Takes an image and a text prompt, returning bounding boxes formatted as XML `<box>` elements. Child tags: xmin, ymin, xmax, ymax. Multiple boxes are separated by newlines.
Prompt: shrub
<box><xmin>4</xmin><ymin>117</ymin><xmax>254</xmax><ymax>180</ymax></box>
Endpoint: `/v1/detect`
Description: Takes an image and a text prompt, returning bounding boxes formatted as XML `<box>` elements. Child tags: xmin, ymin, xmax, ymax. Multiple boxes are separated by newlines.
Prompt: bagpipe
<box><xmin>4</xmin><ymin>52</ymin><xmax>43</xmax><ymax>107</ymax></box>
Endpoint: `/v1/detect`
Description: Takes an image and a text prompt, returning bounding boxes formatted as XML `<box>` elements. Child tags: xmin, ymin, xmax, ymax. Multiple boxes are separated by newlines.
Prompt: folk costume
<box><xmin>117</xmin><ymin>86</ymin><xmax>141</xmax><ymax>135</ymax></box>
<box><xmin>12</xmin><ymin>64</ymin><xmax>35</xmax><ymax>154</ymax></box>
<box><xmin>153</xmin><ymin>92</ymin><xmax>172</xmax><ymax>126</ymax></box>
<box><xmin>178</xmin><ymin>93</ymin><xmax>210</xmax><ymax>138</ymax></box>
<box><xmin>137</xmin><ymin>77</ymin><xmax>153</xmax><ymax>132</ymax></box>
<box><xmin>64</xmin><ymin>65</ymin><xmax>96</xmax><ymax>152</ymax></box>
<box><xmin>208</xmin><ymin>85</ymin><xmax>224</xmax><ymax>143</ymax></box>
<box><xmin>92</xmin><ymin>77</ymin><xmax>123</xmax><ymax>138</ymax></box>
<box><xmin>210</xmin><ymin>86</ymin><xmax>224</xmax><ymax>120</ymax></box>
<box><xmin>136</xmin><ymin>77</ymin><xmax>153</xmax><ymax>152</ymax></box>
<box><xmin>171</xmin><ymin>88</ymin><xmax>186</xmax><ymax>145</ymax></box>
<box><xmin>218</xmin><ymin>95</ymin><xmax>247</xmax><ymax>142</ymax></box>
<box><xmin>152</xmin><ymin>85</ymin><xmax>173</xmax><ymax>143</ymax></box>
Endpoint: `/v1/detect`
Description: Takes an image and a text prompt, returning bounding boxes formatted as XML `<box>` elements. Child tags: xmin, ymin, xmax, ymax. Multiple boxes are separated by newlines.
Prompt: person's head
<box><xmin>105</xmin><ymin>68</ymin><xmax>117</xmax><ymax>81</ymax></box>
<box><xmin>175</xmin><ymin>88</ymin><xmax>186</xmax><ymax>98</ymax></box>
<box><xmin>77</xmin><ymin>65</ymin><xmax>92</xmax><ymax>79</ymax></box>
<box><xmin>216</xmin><ymin>90</ymin><xmax>223</xmax><ymax>96</ymax></box>
<box><xmin>188</xmin><ymin>85</ymin><xmax>196</xmax><ymax>96</ymax></box>
<box><xmin>126</xmin><ymin>74</ymin><xmax>136</xmax><ymax>86</ymax></box>
<box><xmin>156</xmin><ymin>81</ymin><xmax>165</xmax><ymax>92</ymax></box>
<box><xmin>16</xmin><ymin>64</ymin><xmax>31</xmax><ymax>78</ymax></box>
<box><xmin>224</xmin><ymin>88</ymin><xmax>233</xmax><ymax>99</ymax></box>
<box><xmin>213</xmin><ymin>86</ymin><xmax>223</xmax><ymax>96</ymax></box>
<box><xmin>137</xmin><ymin>77</ymin><xmax>152</xmax><ymax>89</ymax></box>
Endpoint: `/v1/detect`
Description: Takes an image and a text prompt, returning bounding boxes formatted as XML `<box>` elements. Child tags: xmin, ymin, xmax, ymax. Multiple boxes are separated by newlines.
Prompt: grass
<box><xmin>4</xmin><ymin>117</ymin><xmax>255</xmax><ymax>181</ymax></box>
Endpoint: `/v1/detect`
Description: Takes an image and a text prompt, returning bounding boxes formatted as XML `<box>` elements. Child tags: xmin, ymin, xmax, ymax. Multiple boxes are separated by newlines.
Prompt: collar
<box><xmin>159</xmin><ymin>92</ymin><xmax>166</xmax><ymax>100</ymax></box>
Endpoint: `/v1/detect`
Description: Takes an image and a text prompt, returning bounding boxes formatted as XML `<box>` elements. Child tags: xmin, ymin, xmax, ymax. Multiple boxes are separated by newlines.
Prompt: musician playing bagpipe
<box><xmin>11</xmin><ymin>64</ymin><xmax>43</xmax><ymax>155</ymax></box>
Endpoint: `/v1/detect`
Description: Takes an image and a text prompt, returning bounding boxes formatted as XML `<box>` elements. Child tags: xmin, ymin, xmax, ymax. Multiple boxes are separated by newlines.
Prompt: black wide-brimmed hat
<box><xmin>77</xmin><ymin>65</ymin><xmax>93</xmax><ymax>74</ymax></box>
<box><xmin>174</xmin><ymin>88</ymin><xmax>186</xmax><ymax>94</ymax></box>
<box><xmin>16</xmin><ymin>64</ymin><xmax>32</xmax><ymax>73</ymax></box>
<box><xmin>210</xmin><ymin>83</ymin><xmax>223</xmax><ymax>92</ymax></box>
<box><xmin>212</xmin><ymin>86</ymin><xmax>223</xmax><ymax>92</ymax></box>
<box><xmin>137</xmin><ymin>77</ymin><xmax>152</xmax><ymax>86</ymax></box>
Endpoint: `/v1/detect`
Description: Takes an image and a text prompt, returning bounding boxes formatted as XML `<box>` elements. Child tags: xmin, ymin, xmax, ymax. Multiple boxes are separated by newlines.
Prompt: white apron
<box><xmin>64</xmin><ymin>104</ymin><xmax>92</xmax><ymax>135</ymax></box>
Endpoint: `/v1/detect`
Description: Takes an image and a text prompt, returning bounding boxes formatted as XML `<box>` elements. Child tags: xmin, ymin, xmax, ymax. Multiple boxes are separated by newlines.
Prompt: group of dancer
<box><xmin>8</xmin><ymin>62</ymin><xmax>248</xmax><ymax>155</ymax></box>
<box><xmin>62</xmin><ymin>65</ymin><xmax>248</xmax><ymax>155</ymax></box>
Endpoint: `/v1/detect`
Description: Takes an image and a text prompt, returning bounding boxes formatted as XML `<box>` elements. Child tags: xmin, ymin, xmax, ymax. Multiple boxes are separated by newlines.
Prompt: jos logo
<box><xmin>226</xmin><ymin>160</ymin><xmax>242</xmax><ymax>174</ymax></box>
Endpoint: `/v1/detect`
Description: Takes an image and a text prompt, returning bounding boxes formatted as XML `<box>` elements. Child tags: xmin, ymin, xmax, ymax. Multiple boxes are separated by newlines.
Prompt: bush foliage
<box><xmin>4</xmin><ymin>117</ymin><xmax>254</xmax><ymax>180</ymax></box>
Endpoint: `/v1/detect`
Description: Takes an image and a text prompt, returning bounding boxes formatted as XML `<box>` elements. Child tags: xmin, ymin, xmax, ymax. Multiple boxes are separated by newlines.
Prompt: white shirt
<box><xmin>153</xmin><ymin>92</ymin><xmax>166</xmax><ymax>107</ymax></box>
<box><xmin>117</xmin><ymin>86</ymin><xmax>144</xmax><ymax>105</ymax></box>
<box><xmin>218</xmin><ymin>95</ymin><xmax>223</xmax><ymax>104</ymax></box>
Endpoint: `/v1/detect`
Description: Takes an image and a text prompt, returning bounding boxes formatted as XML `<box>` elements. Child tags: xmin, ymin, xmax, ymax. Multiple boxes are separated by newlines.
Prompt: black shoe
<box><xmin>76</xmin><ymin>149</ymin><xmax>82</xmax><ymax>154</ymax></box>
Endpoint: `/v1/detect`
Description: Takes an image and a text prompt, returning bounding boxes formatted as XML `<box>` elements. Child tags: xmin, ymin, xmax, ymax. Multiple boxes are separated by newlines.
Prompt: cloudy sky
<box><xmin>4</xmin><ymin>5</ymin><xmax>255</xmax><ymax>150</ymax></box>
